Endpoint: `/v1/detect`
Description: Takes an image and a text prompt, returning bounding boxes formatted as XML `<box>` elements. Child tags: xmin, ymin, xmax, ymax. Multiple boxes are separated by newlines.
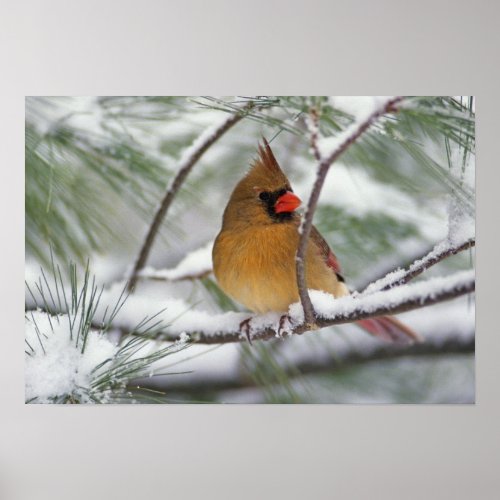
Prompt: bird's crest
<box><xmin>256</xmin><ymin>137</ymin><xmax>282</xmax><ymax>174</ymax></box>
<box><xmin>246</xmin><ymin>138</ymin><xmax>290</xmax><ymax>189</ymax></box>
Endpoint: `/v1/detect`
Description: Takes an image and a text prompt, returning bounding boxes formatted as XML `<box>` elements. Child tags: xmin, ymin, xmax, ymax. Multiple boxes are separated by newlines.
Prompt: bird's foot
<box><xmin>239</xmin><ymin>317</ymin><xmax>253</xmax><ymax>345</ymax></box>
<box><xmin>304</xmin><ymin>322</ymin><xmax>319</xmax><ymax>331</ymax></box>
<box><xmin>277</xmin><ymin>314</ymin><xmax>292</xmax><ymax>337</ymax></box>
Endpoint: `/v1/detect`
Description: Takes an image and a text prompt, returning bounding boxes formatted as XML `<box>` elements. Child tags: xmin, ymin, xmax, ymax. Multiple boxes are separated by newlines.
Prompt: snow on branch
<box><xmin>25</xmin><ymin>311</ymin><xmax>119</xmax><ymax>403</ymax></box>
<box><xmin>113</xmin><ymin>269</ymin><xmax>474</xmax><ymax>345</ymax></box>
<box><xmin>25</xmin><ymin>298</ymin><xmax>191</xmax><ymax>404</ymax></box>
<box><xmin>27</xmin><ymin>267</ymin><xmax>474</xmax><ymax>347</ymax></box>
<box><xmin>138</xmin><ymin>241</ymin><xmax>213</xmax><ymax>282</ymax></box>
<box><xmin>127</xmin><ymin>102</ymin><xmax>252</xmax><ymax>291</ymax></box>
<box><xmin>363</xmin><ymin>236</ymin><xmax>475</xmax><ymax>294</ymax></box>
<box><xmin>297</xmin><ymin>96</ymin><xmax>405</xmax><ymax>326</ymax></box>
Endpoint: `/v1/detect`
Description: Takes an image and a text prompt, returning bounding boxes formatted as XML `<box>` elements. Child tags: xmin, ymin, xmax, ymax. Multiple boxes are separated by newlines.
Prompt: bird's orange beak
<box><xmin>274</xmin><ymin>191</ymin><xmax>301</xmax><ymax>214</ymax></box>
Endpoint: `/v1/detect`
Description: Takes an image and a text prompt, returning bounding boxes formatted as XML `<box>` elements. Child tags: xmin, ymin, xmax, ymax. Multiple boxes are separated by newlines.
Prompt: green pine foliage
<box><xmin>25</xmin><ymin>258</ymin><xmax>191</xmax><ymax>404</ymax></box>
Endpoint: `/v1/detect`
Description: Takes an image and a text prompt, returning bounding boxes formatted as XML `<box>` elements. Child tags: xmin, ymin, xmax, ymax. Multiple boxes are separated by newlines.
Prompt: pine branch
<box><xmin>136</xmin><ymin>334</ymin><xmax>474</xmax><ymax>395</ymax></box>
<box><xmin>363</xmin><ymin>237</ymin><xmax>475</xmax><ymax>294</ymax></box>
<box><xmin>297</xmin><ymin>96</ymin><xmax>405</xmax><ymax>326</ymax></box>
<box><xmin>28</xmin><ymin>268</ymin><xmax>475</xmax><ymax>348</ymax></box>
<box><xmin>132</xmin><ymin>270</ymin><xmax>474</xmax><ymax>345</ymax></box>
<box><xmin>25</xmin><ymin>260</ymin><xmax>193</xmax><ymax>404</ymax></box>
<box><xmin>127</xmin><ymin>103</ymin><xmax>252</xmax><ymax>291</ymax></box>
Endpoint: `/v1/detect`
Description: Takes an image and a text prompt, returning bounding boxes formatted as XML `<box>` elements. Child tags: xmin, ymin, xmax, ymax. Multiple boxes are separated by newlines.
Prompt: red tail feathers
<box><xmin>357</xmin><ymin>316</ymin><xmax>422</xmax><ymax>344</ymax></box>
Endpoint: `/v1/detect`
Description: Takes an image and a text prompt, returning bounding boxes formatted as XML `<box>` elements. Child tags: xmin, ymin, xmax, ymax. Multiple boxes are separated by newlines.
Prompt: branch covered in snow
<box><xmin>127</xmin><ymin>103</ymin><xmax>252</xmax><ymax>291</ymax></box>
<box><xmin>297</xmin><ymin>96</ymin><xmax>405</xmax><ymax>326</ymax></box>
<box><xmin>25</xmin><ymin>294</ymin><xmax>192</xmax><ymax>403</ymax></box>
<box><xmin>27</xmin><ymin>258</ymin><xmax>474</xmax><ymax>349</ymax></box>
<box><xmin>138</xmin><ymin>241</ymin><xmax>213</xmax><ymax>282</ymax></box>
<box><xmin>363</xmin><ymin>237</ymin><xmax>475</xmax><ymax>294</ymax></box>
<box><xmin>122</xmin><ymin>269</ymin><xmax>474</xmax><ymax>345</ymax></box>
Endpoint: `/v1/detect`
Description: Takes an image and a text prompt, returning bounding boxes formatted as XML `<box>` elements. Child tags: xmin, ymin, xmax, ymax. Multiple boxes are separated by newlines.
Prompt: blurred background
<box><xmin>25</xmin><ymin>96</ymin><xmax>475</xmax><ymax>403</ymax></box>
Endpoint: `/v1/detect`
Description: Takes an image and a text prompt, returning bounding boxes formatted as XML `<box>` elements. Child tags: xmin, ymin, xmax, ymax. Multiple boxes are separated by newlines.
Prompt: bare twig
<box><xmin>134</xmin><ymin>334</ymin><xmax>474</xmax><ymax>394</ymax></box>
<box><xmin>127</xmin><ymin>103</ymin><xmax>252</xmax><ymax>291</ymax></box>
<box><xmin>307</xmin><ymin>107</ymin><xmax>322</xmax><ymax>161</ymax></box>
<box><xmin>297</xmin><ymin>96</ymin><xmax>405</xmax><ymax>326</ymax></box>
<box><xmin>363</xmin><ymin>237</ymin><xmax>475</xmax><ymax>293</ymax></box>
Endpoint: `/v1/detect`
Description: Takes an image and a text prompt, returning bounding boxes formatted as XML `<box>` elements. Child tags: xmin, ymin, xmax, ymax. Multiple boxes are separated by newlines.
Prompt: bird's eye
<box><xmin>259</xmin><ymin>191</ymin><xmax>271</xmax><ymax>201</ymax></box>
<box><xmin>277</xmin><ymin>188</ymin><xmax>287</xmax><ymax>197</ymax></box>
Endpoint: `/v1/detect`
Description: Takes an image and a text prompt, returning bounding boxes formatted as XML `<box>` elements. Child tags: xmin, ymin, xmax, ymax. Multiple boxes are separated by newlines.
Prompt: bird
<box><xmin>212</xmin><ymin>138</ymin><xmax>420</xmax><ymax>344</ymax></box>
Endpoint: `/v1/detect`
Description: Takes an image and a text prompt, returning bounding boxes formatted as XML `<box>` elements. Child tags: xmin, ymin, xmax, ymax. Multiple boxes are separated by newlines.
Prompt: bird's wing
<box><xmin>309</xmin><ymin>227</ymin><xmax>420</xmax><ymax>344</ymax></box>
<box><xmin>310</xmin><ymin>225</ymin><xmax>344</xmax><ymax>282</ymax></box>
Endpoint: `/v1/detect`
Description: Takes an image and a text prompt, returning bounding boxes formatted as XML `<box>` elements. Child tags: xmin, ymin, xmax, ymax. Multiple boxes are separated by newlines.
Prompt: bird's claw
<box><xmin>277</xmin><ymin>314</ymin><xmax>292</xmax><ymax>337</ymax></box>
<box><xmin>239</xmin><ymin>317</ymin><xmax>253</xmax><ymax>345</ymax></box>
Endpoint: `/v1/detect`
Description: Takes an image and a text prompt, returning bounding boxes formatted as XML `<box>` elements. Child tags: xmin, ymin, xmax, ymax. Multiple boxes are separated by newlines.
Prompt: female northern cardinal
<box><xmin>212</xmin><ymin>139</ymin><xmax>419</xmax><ymax>343</ymax></box>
